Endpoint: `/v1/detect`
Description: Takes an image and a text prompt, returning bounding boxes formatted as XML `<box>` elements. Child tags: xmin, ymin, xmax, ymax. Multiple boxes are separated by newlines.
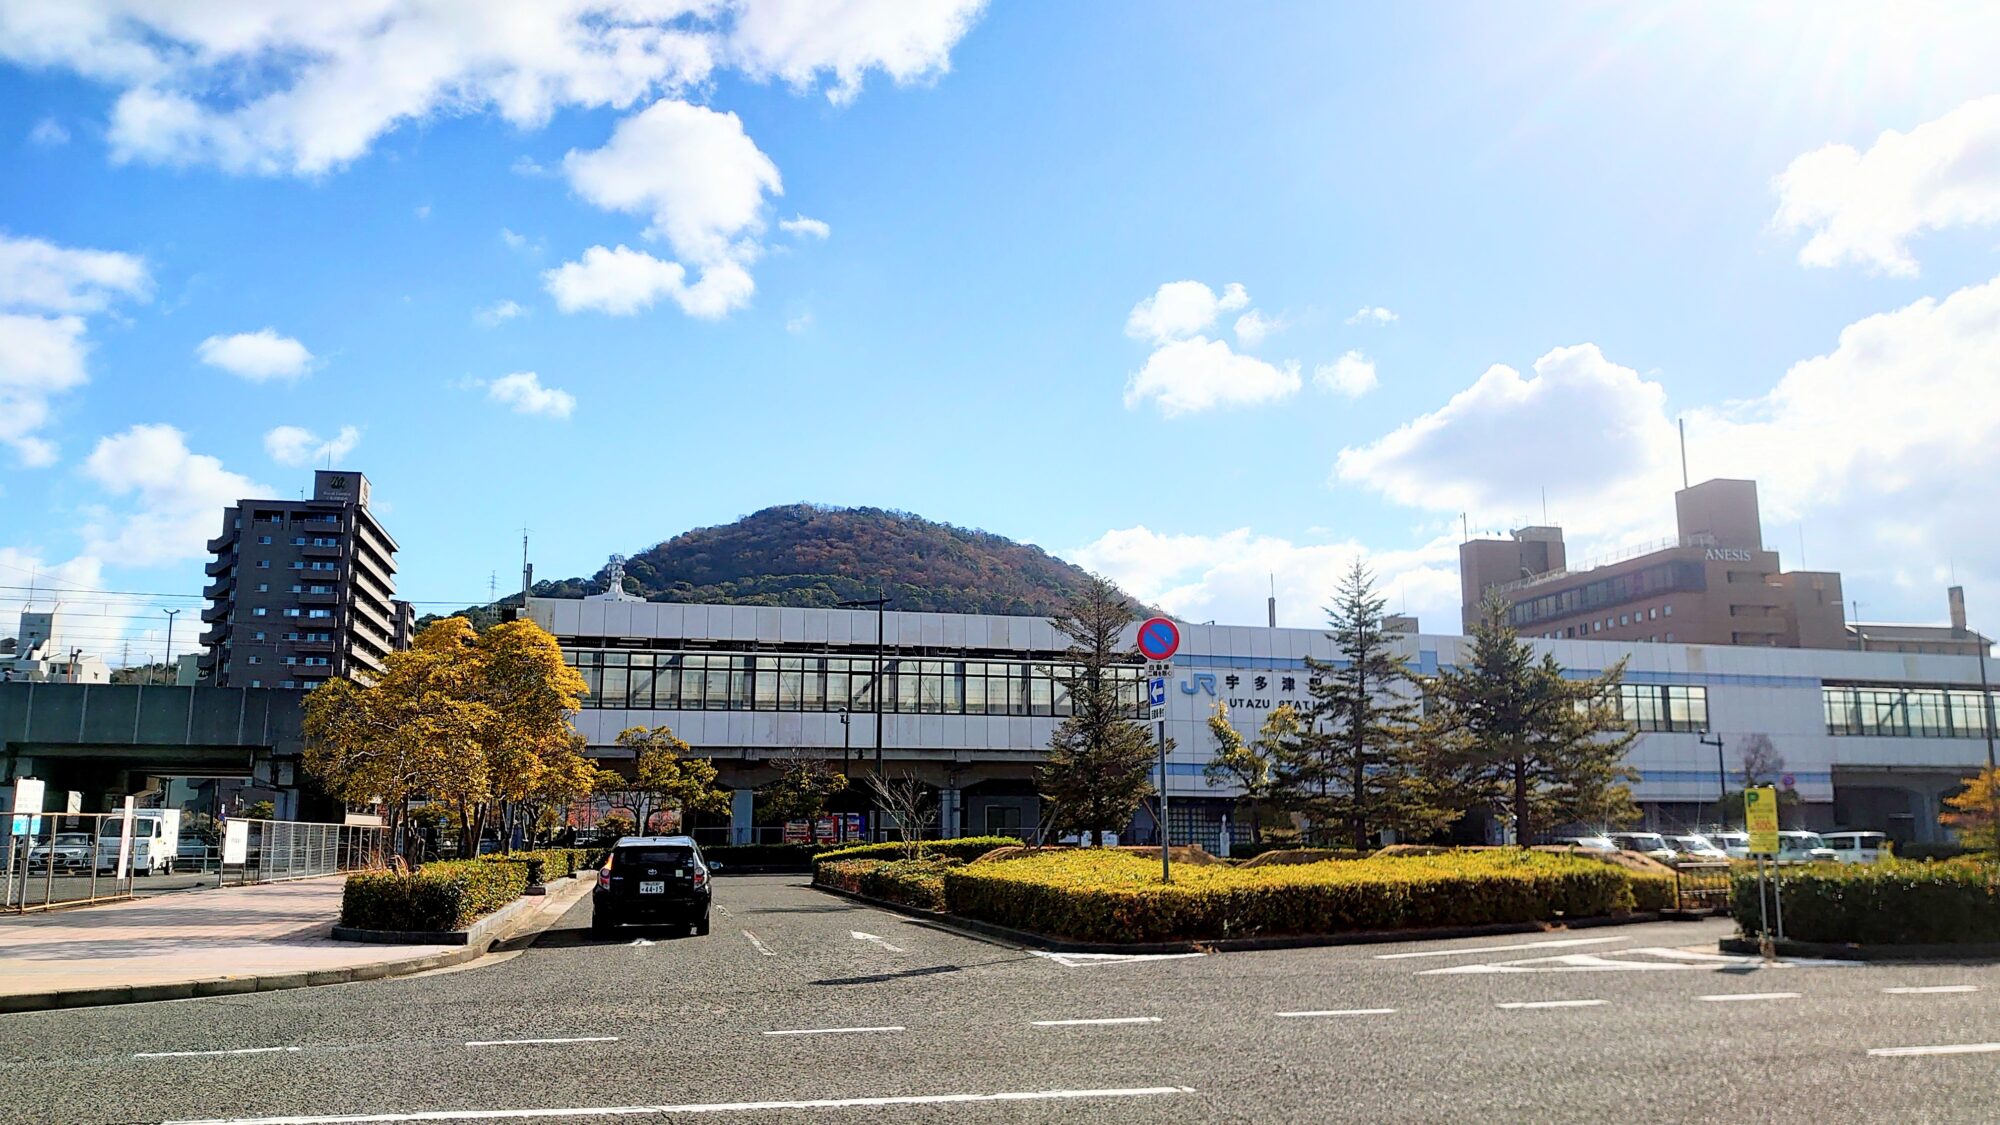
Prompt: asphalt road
<box><xmin>2</xmin><ymin>874</ymin><xmax>1997</xmax><ymax>1124</ymax></box>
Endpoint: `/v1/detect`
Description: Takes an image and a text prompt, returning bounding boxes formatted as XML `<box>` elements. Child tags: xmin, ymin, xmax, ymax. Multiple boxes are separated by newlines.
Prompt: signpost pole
<box><xmin>1136</xmin><ymin>618</ymin><xmax>1181</xmax><ymax>886</ymax></box>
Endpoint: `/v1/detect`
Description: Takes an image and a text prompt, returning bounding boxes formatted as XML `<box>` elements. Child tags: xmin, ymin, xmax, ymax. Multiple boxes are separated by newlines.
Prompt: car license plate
<box><xmin>640</xmin><ymin>881</ymin><xmax>666</xmax><ymax>894</ymax></box>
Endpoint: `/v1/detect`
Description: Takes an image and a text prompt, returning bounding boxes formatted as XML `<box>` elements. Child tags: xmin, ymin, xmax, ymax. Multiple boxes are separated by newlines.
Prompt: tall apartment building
<box><xmin>1461</xmin><ymin>478</ymin><xmax>1851</xmax><ymax>648</ymax></box>
<box><xmin>197</xmin><ymin>470</ymin><xmax>409</xmax><ymax>689</ymax></box>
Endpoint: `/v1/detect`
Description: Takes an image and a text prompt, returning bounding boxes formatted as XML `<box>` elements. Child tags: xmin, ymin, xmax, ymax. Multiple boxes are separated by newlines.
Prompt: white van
<box><xmin>1821</xmin><ymin>830</ymin><xmax>1888</xmax><ymax>864</ymax></box>
<box><xmin>1709</xmin><ymin>831</ymin><xmax>1750</xmax><ymax>859</ymax></box>
<box><xmin>96</xmin><ymin>809</ymin><xmax>181</xmax><ymax>876</ymax></box>
<box><xmin>1776</xmin><ymin>830</ymin><xmax>1837</xmax><ymax>862</ymax></box>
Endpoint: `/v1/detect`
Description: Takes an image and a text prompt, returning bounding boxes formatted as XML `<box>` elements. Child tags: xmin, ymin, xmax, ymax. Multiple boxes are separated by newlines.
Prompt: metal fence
<box><xmin>1</xmin><ymin>812</ymin><xmax>137</xmax><ymax>913</ymax></box>
<box><xmin>220</xmin><ymin>819</ymin><xmax>390</xmax><ymax>886</ymax></box>
<box><xmin>1672</xmin><ymin>861</ymin><xmax>1734</xmax><ymax>913</ymax></box>
<box><xmin>1</xmin><ymin>815</ymin><xmax>389</xmax><ymax>913</ymax></box>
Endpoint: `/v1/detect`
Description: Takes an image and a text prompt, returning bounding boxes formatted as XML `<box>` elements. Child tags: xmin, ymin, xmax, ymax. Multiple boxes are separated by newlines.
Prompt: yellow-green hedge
<box><xmin>343</xmin><ymin>859</ymin><xmax>530</xmax><ymax>932</ymax></box>
<box><xmin>942</xmin><ymin>849</ymin><xmax>1653</xmax><ymax>943</ymax></box>
<box><xmin>818</xmin><ymin>856</ymin><xmax>959</xmax><ymax>911</ymax></box>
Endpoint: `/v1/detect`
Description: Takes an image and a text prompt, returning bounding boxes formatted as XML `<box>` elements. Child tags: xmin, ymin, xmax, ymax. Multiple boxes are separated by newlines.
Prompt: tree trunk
<box><xmin>1512</xmin><ymin>757</ymin><xmax>1530</xmax><ymax>848</ymax></box>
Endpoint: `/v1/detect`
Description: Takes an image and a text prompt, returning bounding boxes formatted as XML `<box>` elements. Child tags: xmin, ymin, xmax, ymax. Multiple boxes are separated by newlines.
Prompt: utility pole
<box><xmin>519</xmin><ymin>529</ymin><xmax>533</xmax><ymax>621</ymax></box>
<box><xmin>1700</xmin><ymin>734</ymin><xmax>1726</xmax><ymax>831</ymax></box>
<box><xmin>1978</xmin><ymin>635</ymin><xmax>1997</xmax><ymax>865</ymax></box>
<box><xmin>162</xmin><ymin>608</ymin><xmax>180</xmax><ymax>686</ymax></box>
<box><xmin>839</xmin><ymin>597</ymin><xmax>892</xmax><ymax>840</ymax></box>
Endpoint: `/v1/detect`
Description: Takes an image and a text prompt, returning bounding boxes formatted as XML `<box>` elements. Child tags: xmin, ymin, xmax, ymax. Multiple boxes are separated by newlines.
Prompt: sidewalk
<box><xmin>0</xmin><ymin>875</ymin><xmax>588</xmax><ymax>1012</ymax></box>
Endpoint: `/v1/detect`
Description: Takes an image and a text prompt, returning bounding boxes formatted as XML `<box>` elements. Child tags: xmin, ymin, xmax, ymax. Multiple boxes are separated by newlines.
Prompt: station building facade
<box><xmin>530</xmin><ymin>596</ymin><xmax>1996</xmax><ymax>847</ymax></box>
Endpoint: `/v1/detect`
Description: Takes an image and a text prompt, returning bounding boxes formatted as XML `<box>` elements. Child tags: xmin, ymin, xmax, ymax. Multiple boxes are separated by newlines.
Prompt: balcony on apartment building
<box><xmin>203</xmin><ymin>574</ymin><xmax>234</xmax><ymax>600</ymax></box>
<box><xmin>206</xmin><ymin>528</ymin><xmax>238</xmax><ymax>553</ymax></box>
<box><xmin>204</xmin><ymin>555</ymin><xmax>235</xmax><ymax>577</ymax></box>
<box><xmin>199</xmin><ymin>602</ymin><xmax>231</xmax><ymax>624</ymax></box>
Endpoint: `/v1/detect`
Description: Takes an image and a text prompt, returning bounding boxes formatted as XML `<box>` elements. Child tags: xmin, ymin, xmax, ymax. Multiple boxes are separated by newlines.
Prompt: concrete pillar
<box><xmin>939</xmin><ymin>788</ymin><xmax>961</xmax><ymax>839</ymax></box>
<box><xmin>730</xmin><ymin>788</ymin><xmax>754</xmax><ymax>845</ymax></box>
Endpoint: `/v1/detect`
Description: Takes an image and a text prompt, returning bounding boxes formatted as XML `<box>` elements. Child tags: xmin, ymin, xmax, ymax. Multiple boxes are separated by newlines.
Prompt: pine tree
<box><xmin>1204</xmin><ymin>700</ymin><xmax>1289</xmax><ymax>843</ymax></box>
<box><xmin>1275</xmin><ymin>561</ymin><xmax>1447</xmax><ymax>849</ymax></box>
<box><xmin>1037</xmin><ymin>574</ymin><xmax>1158</xmax><ymax>847</ymax></box>
<box><xmin>1425</xmin><ymin>595</ymin><xmax>1638</xmax><ymax>845</ymax></box>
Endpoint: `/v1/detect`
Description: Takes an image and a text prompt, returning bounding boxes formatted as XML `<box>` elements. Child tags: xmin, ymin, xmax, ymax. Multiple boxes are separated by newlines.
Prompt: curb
<box><xmin>811</xmin><ymin>881</ymin><xmax>1672</xmax><ymax>954</ymax></box>
<box><xmin>0</xmin><ymin>874</ymin><xmax>594</xmax><ymax>1015</ymax></box>
<box><xmin>1719</xmin><ymin>936</ymin><xmax>2000</xmax><ymax>962</ymax></box>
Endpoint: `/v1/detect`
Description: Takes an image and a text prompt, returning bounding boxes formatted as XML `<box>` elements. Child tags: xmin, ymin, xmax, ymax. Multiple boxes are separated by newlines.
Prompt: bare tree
<box><xmin>867</xmin><ymin>773</ymin><xmax>937</xmax><ymax>861</ymax></box>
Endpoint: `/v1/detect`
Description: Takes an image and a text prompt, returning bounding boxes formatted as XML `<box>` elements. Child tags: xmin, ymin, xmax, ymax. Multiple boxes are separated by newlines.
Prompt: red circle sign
<box><xmin>1136</xmin><ymin>617</ymin><xmax>1180</xmax><ymax>661</ymax></box>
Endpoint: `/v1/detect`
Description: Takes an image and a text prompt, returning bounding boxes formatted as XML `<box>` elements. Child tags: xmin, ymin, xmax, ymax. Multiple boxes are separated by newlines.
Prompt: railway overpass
<box><xmin>0</xmin><ymin>683</ymin><xmax>307</xmax><ymax>816</ymax></box>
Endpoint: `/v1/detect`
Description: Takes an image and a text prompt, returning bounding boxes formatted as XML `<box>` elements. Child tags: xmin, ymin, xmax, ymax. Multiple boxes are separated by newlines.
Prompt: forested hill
<box><xmin>428</xmin><ymin>505</ymin><xmax>1121</xmax><ymax>626</ymax></box>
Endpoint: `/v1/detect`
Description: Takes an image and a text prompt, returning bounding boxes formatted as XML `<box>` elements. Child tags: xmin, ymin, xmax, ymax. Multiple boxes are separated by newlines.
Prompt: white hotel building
<box><xmin>530</xmin><ymin>594</ymin><xmax>1995</xmax><ymax>848</ymax></box>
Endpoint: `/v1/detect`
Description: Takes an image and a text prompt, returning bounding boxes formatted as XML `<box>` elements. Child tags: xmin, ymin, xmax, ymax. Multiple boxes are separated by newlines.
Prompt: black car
<box><xmin>593</xmin><ymin>835</ymin><xmax>713</xmax><ymax>936</ymax></box>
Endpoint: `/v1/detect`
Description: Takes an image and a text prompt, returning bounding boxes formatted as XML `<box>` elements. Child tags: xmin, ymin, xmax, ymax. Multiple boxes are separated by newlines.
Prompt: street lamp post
<box><xmin>162</xmin><ymin>608</ymin><xmax>180</xmax><ymax>686</ymax></box>
<box><xmin>838</xmin><ymin>597</ymin><xmax>891</xmax><ymax>841</ymax></box>
<box><xmin>838</xmin><ymin>708</ymin><xmax>852</xmax><ymax>842</ymax></box>
<box><xmin>1699</xmin><ymin>734</ymin><xmax>1726</xmax><ymax>832</ymax></box>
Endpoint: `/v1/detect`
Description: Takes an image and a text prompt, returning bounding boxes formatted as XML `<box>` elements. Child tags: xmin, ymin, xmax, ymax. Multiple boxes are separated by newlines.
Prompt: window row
<box><xmin>1509</xmin><ymin>560</ymin><xmax>1705</xmax><ymax>628</ymax></box>
<box><xmin>1824</xmin><ymin>685</ymin><xmax>1997</xmax><ymax>738</ymax></box>
<box><xmin>564</xmin><ymin>649</ymin><xmax>1147</xmax><ymax>718</ymax></box>
<box><xmin>1611</xmin><ymin>684</ymin><xmax>1708</xmax><ymax>732</ymax></box>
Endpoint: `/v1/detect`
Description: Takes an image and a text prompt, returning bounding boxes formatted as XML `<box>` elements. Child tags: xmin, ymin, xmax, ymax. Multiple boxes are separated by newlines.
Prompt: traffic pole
<box><xmin>1158</xmin><ymin>714</ymin><xmax>1170</xmax><ymax>884</ymax></box>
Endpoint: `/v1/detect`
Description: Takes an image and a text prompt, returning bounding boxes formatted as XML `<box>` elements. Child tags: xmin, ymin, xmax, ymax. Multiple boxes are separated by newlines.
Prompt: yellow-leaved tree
<box><xmin>615</xmin><ymin>725</ymin><xmax>731</xmax><ymax>836</ymax></box>
<box><xmin>1940</xmin><ymin>766</ymin><xmax>2000</xmax><ymax>852</ymax></box>
<box><xmin>302</xmin><ymin>615</ymin><xmax>592</xmax><ymax>858</ymax></box>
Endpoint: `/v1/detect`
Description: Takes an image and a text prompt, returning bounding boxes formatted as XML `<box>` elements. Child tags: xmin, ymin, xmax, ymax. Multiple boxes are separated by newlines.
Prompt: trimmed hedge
<box><xmin>818</xmin><ymin>857</ymin><xmax>960</xmax><ymax>911</ymax></box>
<box><xmin>478</xmin><ymin>847</ymin><xmax>601</xmax><ymax>886</ymax></box>
<box><xmin>1730</xmin><ymin>860</ymin><xmax>2000</xmax><ymax>945</ymax></box>
<box><xmin>343</xmin><ymin>859</ymin><xmax>530</xmax><ymax>932</ymax></box>
<box><xmin>811</xmin><ymin>836</ymin><xmax>1022</xmax><ymax>868</ymax></box>
<box><xmin>941</xmin><ymin>849</ymin><xmax>1648</xmax><ymax>943</ymax></box>
<box><xmin>1238</xmin><ymin>849</ymin><xmax>1372</xmax><ymax>868</ymax></box>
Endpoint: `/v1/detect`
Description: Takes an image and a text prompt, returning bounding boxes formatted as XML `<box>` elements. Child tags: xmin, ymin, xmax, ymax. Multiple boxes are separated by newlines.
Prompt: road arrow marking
<box><xmin>850</xmin><ymin>930</ymin><xmax>905</xmax><ymax>952</ymax></box>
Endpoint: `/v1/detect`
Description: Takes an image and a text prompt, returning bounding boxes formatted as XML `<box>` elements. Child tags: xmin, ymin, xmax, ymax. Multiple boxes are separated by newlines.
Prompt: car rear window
<box><xmin>618</xmin><ymin>847</ymin><xmax>694</xmax><ymax>868</ymax></box>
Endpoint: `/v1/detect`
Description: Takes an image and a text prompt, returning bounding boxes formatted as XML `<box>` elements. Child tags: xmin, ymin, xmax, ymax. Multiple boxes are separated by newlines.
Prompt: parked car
<box><xmin>592</xmin><ymin>835</ymin><xmax>712</xmax><ymax>937</ymax></box>
<box><xmin>1820</xmin><ymin>830</ymin><xmax>1888</xmax><ymax>863</ymax></box>
<box><xmin>1665</xmin><ymin>834</ymin><xmax>1730</xmax><ymax>860</ymax></box>
<box><xmin>1552</xmin><ymin>835</ymin><xmax>1618</xmax><ymax>851</ymax></box>
<box><xmin>28</xmin><ymin>832</ymin><xmax>94</xmax><ymax>872</ymax></box>
<box><xmin>1777</xmin><ymin>830</ymin><xmax>1837</xmax><ymax>862</ymax></box>
<box><xmin>1605</xmin><ymin>832</ymin><xmax>1680</xmax><ymax>862</ymax></box>
<box><xmin>1709</xmin><ymin>831</ymin><xmax>1750</xmax><ymax>858</ymax></box>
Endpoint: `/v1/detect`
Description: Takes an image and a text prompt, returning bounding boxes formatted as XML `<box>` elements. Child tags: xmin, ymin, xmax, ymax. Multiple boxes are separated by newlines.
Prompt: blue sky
<box><xmin>6</xmin><ymin>1</ymin><xmax>2000</xmax><ymax>661</ymax></box>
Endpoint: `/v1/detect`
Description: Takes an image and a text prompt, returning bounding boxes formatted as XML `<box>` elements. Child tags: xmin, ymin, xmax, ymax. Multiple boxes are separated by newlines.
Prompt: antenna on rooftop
<box><xmin>1679</xmin><ymin>418</ymin><xmax>1690</xmax><ymax>489</ymax></box>
<box><xmin>1267</xmin><ymin>573</ymin><xmax>1277</xmax><ymax>629</ymax></box>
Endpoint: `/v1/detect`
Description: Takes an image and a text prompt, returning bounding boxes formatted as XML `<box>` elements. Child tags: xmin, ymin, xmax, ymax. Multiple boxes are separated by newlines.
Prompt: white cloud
<box><xmin>500</xmin><ymin>227</ymin><xmax>527</xmax><ymax>249</ymax></box>
<box><xmin>195</xmin><ymin>328</ymin><xmax>315</xmax><ymax>381</ymax></box>
<box><xmin>28</xmin><ymin>117</ymin><xmax>68</xmax><ymax>146</ymax></box>
<box><xmin>1773</xmin><ymin>94</ymin><xmax>2000</xmax><ymax>277</ymax></box>
<box><xmin>0</xmin><ymin>232</ymin><xmax>151</xmax><ymax>313</ymax></box>
<box><xmin>485</xmin><ymin>371</ymin><xmax>574</xmax><ymax>419</ymax></box>
<box><xmin>726</xmin><ymin>0</ymin><xmax>987</xmax><ymax>106</ymax></box>
<box><xmin>263</xmin><ymin>424</ymin><xmax>359</xmax><ymax>467</ymax></box>
<box><xmin>414</xmin><ymin>203</ymin><xmax>431</xmax><ymax>220</ymax></box>
<box><xmin>779</xmin><ymin>214</ymin><xmax>830</xmax><ymax>239</ymax></box>
<box><xmin>1232</xmin><ymin>308</ymin><xmax>1282</xmax><ymax>348</ymax></box>
<box><xmin>0</xmin><ymin>547</ymin><xmax>106</xmax><ymax>647</ymax></box>
<box><xmin>785</xmin><ymin>310</ymin><xmax>813</xmax><ymax>334</ymax></box>
<box><xmin>543</xmin><ymin>243</ymin><xmax>729</xmax><ymax>317</ymax></box>
<box><xmin>556</xmin><ymin>99</ymin><xmax>778</xmax><ymax>319</ymax></box>
<box><xmin>475</xmin><ymin>298</ymin><xmax>525</xmax><ymax>327</ymax></box>
<box><xmin>1346</xmin><ymin>306</ymin><xmax>1397</xmax><ymax>325</ymax></box>
<box><xmin>0</xmin><ymin>232</ymin><xmax>150</xmax><ymax>465</ymax></box>
<box><xmin>1336</xmin><ymin>274</ymin><xmax>2000</xmax><ymax>621</ymax></box>
<box><xmin>1336</xmin><ymin>344</ymin><xmax>1673</xmax><ymax>534</ymax></box>
<box><xmin>1314</xmin><ymin>350</ymin><xmax>1378</xmax><ymax>398</ymax></box>
<box><xmin>1071</xmin><ymin>525</ymin><xmax>1462</xmax><ymax>632</ymax></box>
<box><xmin>0</xmin><ymin>3</ymin><xmax>982</xmax><ymax>175</ymax></box>
<box><xmin>1125</xmin><ymin>280</ymin><xmax>1249</xmax><ymax>345</ymax></box>
<box><xmin>1124</xmin><ymin>335</ymin><xmax>1301</xmax><ymax>417</ymax></box>
<box><xmin>81</xmin><ymin>424</ymin><xmax>268</xmax><ymax>566</ymax></box>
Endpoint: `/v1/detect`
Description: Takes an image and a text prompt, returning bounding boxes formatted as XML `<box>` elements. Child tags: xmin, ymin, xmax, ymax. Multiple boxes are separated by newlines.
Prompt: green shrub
<box><xmin>1730</xmin><ymin>861</ymin><xmax>2000</xmax><ymax>945</ymax></box>
<box><xmin>941</xmin><ymin>849</ymin><xmax>1645</xmax><ymax>943</ymax></box>
<box><xmin>342</xmin><ymin>859</ymin><xmax>530</xmax><ymax>931</ymax></box>
<box><xmin>811</xmin><ymin>836</ymin><xmax>1021</xmax><ymax>869</ymax></box>
<box><xmin>1893</xmin><ymin>842</ymin><xmax>1972</xmax><ymax>863</ymax></box>
<box><xmin>705</xmin><ymin>843</ymin><xmax>839</xmax><ymax>867</ymax></box>
<box><xmin>819</xmin><ymin>856</ymin><xmax>961</xmax><ymax>910</ymax></box>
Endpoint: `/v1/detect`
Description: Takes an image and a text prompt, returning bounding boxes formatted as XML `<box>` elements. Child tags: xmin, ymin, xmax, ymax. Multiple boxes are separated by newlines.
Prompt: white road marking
<box><xmin>1031</xmin><ymin>1017</ymin><xmax>1163</xmax><ymax>1027</ymax></box>
<box><xmin>1495</xmin><ymin>999</ymin><xmax>1607</xmax><ymax>1010</ymax></box>
<box><xmin>1423</xmin><ymin>946</ymin><xmax>1863</xmax><ymax>975</ymax></box>
<box><xmin>742</xmin><ymin>929</ymin><xmax>775</xmax><ymax>956</ymax></box>
<box><xmin>1883</xmin><ymin>985</ymin><xmax>1979</xmax><ymax>995</ymax></box>
<box><xmin>1274</xmin><ymin>1008</ymin><xmax>1397</xmax><ymax>1018</ymax></box>
<box><xmin>136</xmin><ymin>1040</ymin><xmax>304</xmax><ymax>1048</ymax></box>
<box><xmin>1376</xmin><ymin>936</ymin><xmax>1627</xmax><ymax>960</ymax></box>
<box><xmin>629</xmin><ymin>939</ymin><xmax>654</xmax><ymax>947</ymax></box>
<box><xmin>159</xmin><ymin>1086</ymin><xmax>1196</xmax><ymax>1123</ymax></box>
<box><xmin>1030</xmin><ymin>951</ymin><xmax>1206</xmax><ymax>968</ymax></box>
<box><xmin>850</xmin><ymin>930</ymin><xmax>906</xmax><ymax>953</ymax></box>
<box><xmin>762</xmin><ymin>1026</ymin><xmax>905</xmax><ymax>1037</ymax></box>
<box><xmin>1698</xmin><ymin>992</ymin><xmax>1800</xmax><ymax>1003</ymax></box>
<box><xmin>1869</xmin><ymin>1042</ymin><xmax>2000</xmax><ymax>1058</ymax></box>
<box><xmin>463</xmin><ymin>1037</ymin><xmax>619</xmax><ymax>1047</ymax></box>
